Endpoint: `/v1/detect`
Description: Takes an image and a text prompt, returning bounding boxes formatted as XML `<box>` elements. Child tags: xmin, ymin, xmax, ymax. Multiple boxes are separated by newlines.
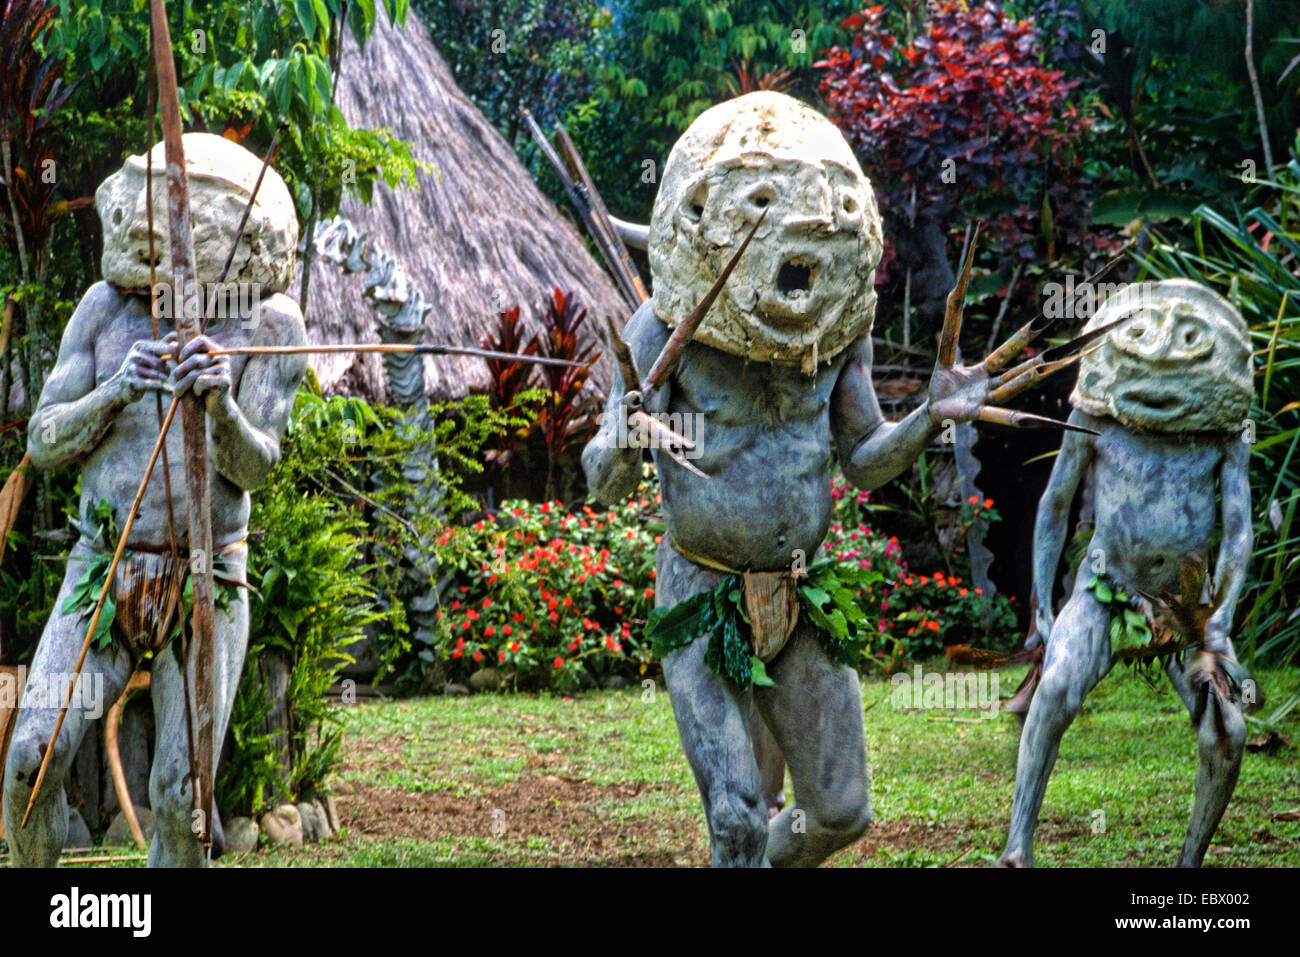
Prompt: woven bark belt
<box><xmin>670</xmin><ymin>536</ymin><xmax>802</xmax><ymax>664</ymax></box>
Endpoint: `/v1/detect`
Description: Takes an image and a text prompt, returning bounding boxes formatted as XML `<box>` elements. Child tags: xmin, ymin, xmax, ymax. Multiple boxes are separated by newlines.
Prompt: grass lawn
<box><xmin>233</xmin><ymin>661</ymin><xmax>1300</xmax><ymax>868</ymax></box>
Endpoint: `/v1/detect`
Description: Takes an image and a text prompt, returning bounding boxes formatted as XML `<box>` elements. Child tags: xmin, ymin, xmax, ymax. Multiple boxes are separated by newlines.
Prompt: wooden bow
<box><xmin>147</xmin><ymin>0</ymin><xmax>217</xmax><ymax>851</ymax></box>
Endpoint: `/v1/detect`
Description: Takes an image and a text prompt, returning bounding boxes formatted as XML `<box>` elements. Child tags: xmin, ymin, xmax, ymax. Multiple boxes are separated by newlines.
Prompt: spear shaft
<box><xmin>186</xmin><ymin>342</ymin><xmax>588</xmax><ymax>367</ymax></box>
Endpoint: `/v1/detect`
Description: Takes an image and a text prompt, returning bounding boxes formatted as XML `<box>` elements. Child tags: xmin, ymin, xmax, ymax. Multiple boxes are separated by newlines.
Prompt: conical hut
<box><xmin>300</xmin><ymin>6</ymin><xmax>623</xmax><ymax>403</ymax></box>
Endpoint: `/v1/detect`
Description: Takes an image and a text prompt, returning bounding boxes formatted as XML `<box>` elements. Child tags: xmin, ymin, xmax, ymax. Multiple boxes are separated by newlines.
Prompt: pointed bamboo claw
<box><xmin>989</xmin><ymin>314</ymin><xmax>1128</xmax><ymax>402</ymax></box>
<box><xmin>976</xmin><ymin>406</ymin><xmax>1099</xmax><ymax>435</ymax></box>
<box><xmin>627</xmin><ymin>409</ymin><xmax>706</xmax><ymax>476</ymax></box>
<box><xmin>988</xmin><ymin>353</ymin><xmax>1084</xmax><ymax>405</ymax></box>
<box><xmin>605</xmin><ymin>314</ymin><xmax>640</xmax><ymax>392</ymax></box>
<box><xmin>937</xmin><ymin>223</ymin><xmax>980</xmax><ymax>369</ymax></box>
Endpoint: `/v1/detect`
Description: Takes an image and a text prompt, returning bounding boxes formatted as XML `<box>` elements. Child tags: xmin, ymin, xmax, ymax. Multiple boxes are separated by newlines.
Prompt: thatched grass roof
<box><xmin>299</xmin><ymin>7</ymin><xmax>623</xmax><ymax>403</ymax></box>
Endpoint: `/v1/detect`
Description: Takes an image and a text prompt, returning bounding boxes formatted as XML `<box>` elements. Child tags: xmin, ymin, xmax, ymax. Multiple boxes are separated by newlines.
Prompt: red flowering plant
<box><xmin>823</xmin><ymin>471</ymin><xmax>1016</xmax><ymax>670</ymax></box>
<box><xmin>434</xmin><ymin>466</ymin><xmax>663</xmax><ymax>690</ymax></box>
<box><xmin>817</xmin><ymin>2</ymin><xmax>1097</xmax><ymax>272</ymax></box>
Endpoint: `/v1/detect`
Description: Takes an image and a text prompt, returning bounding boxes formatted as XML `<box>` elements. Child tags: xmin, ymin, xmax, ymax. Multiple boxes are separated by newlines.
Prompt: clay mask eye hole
<box><xmin>1174</xmin><ymin>316</ymin><xmax>1209</xmax><ymax>350</ymax></box>
<box><xmin>749</xmin><ymin>188</ymin><xmax>775</xmax><ymax>210</ymax></box>
<box><xmin>1124</xmin><ymin>311</ymin><xmax>1157</xmax><ymax>341</ymax></box>
<box><xmin>112</xmin><ymin>208</ymin><xmax>125</xmax><ymax>227</ymax></box>
<box><xmin>683</xmin><ymin>183</ymin><xmax>709</xmax><ymax>223</ymax></box>
<box><xmin>841</xmin><ymin>194</ymin><xmax>858</xmax><ymax>215</ymax></box>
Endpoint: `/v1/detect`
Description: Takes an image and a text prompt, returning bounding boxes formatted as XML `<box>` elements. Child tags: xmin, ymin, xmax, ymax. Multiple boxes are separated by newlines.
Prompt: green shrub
<box><xmin>217</xmin><ymin>389</ymin><xmax>398</xmax><ymax>816</ymax></box>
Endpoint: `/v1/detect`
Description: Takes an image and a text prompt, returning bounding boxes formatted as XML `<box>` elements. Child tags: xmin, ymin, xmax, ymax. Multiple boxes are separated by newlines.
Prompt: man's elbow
<box><xmin>581</xmin><ymin>443</ymin><xmax>637</xmax><ymax>505</ymax></box>
<box><xmin>26</xmin><ymin>422</ymin><xmax>68</xmax><ymax>471</ymax></box>
<box><xmin>225</xmin><ymin>445</ymin><xmax>278</xmax><ymax>491</ymax></box>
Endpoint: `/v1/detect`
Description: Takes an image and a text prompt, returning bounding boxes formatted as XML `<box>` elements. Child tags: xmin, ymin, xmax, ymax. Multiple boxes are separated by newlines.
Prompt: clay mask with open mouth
<box><xmin>648</xmin><ymin>91</ymin><xmax>883</xmax><ymax>372</ymax></box>
<box><xmin>1070</xmin><ymin>279</ymin><xmax>1252</xmax><ymax>433</ymax></box>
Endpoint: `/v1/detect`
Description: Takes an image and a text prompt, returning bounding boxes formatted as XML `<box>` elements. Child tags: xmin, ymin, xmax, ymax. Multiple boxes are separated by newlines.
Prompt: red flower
<box><xmin>509</xmin><ymin>641</ymin><xmax>520</xmax><ymax>652</ymax></box>
<box><xmin>452</xmin><ymin>649</ymin><xmax>463</xmax><ymax>658</ymax></box>
<box><xmin>503</xmin><ymin>625</ymin><xmax>513</xmax><ymax>636</ymax></box>
<box><xmin>498</xmin><ymin>650</ymin><xmax>507</xmax><ymax>662</ymax></box>
<box><xmin>482</xmin><ymin>597</ymin><xmax>493</xmax><ymax>609</ymax></box>
<box><xmin>553</xmin><ymin>657</ymin><xmax>564</xmax><ymax>668</ymax></box>
<box><xmin>484</xmin><ymin>626</ymin><xmax>495</xmax><ymax>637</ymax></box>
<box><xmin>473</xmin><ymin>650</ymin><xmax>483</xmax><ymax>662</ymax></box>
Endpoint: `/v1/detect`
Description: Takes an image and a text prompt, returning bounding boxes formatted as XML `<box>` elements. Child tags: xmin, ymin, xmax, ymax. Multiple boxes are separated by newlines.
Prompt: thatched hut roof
<box><xmin>299</xmin><ymin>7</ymin><xmax>624</xmax><ymax>403</ymax></box>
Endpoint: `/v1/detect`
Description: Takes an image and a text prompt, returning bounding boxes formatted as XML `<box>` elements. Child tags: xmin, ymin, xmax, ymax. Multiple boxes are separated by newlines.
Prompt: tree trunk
<box><xmin>256</xmin><ymin>648</ymin><xmax>294</xmax><ymax>794</ymax></box>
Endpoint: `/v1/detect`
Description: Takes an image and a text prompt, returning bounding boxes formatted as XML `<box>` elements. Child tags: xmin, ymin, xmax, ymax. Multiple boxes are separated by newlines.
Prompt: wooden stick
<box><xmin>21</xmin><ymin>394</ymin><xmax>182</xmax><ymax>828</ymax></box>
<box><xmin>521</xmin><ymin>109</ymin><xmax>642</xmax><ymax>312</ymax></box>
<box><xmin>553</xmin><ymin>125</ymin><xmax>649</xmax><ymax>304</ymax></box>
<box><xmin>205</xmin><ymin>121</ymin><xmax>285</xmax><ymax>333</ymax></box>
<box><xmin>145</xmin><ymin>15</ymin><xmax>201</xmax><ymax>838</ymax></box>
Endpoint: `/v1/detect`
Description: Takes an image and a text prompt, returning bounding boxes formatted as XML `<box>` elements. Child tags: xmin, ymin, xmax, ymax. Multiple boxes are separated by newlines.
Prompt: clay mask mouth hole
<box><xmin>777</xmin><ymin>260</ymin><xmax>813</xmax><ymax>295</ymax></box>
<box><xmin>1121</xmin><ymin>387</ymin><xmax>1183</xmax><ymax>414</ymax></box>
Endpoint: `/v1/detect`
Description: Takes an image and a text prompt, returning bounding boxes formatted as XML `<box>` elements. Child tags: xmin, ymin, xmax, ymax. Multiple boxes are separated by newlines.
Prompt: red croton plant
<box><xmin>480</xmin><ymin>288</ymin><xmax>601</xmax><ymax>500</ymax></box>
<box><xmin>817</xmin><ymin>1</ymin><xmax>1098</xmax><ymax>273</ymax></box>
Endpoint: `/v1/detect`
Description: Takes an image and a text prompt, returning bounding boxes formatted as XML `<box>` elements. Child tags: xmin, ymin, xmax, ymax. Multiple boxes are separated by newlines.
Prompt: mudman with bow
<box><xmin>1</xmin><ymin>0</ymin><xmax>306</xmax><ymax>866</ymax></box>
<box><xmin>583</xmin><ymin>92</ymin><xmax>1103</xmax><ymax>867</ymax></box>
<box><xmin>4</xmin><ymin>0</ymin><xmax>578</xmax><ymax>866</ymax></box>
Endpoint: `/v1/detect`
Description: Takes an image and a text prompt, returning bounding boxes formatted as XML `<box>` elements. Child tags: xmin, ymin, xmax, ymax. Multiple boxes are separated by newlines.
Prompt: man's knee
<box><xmin>811</xmin><ymin>783</ymin><xmax>873</xmax><ymax>844</ymax></box>
<box><xmin>708</xmin><ymin>786</ymin><xmax>768</xmax><ymax>855</ymax></box>
<box><xmin>1196</xmin><ymin>697</ymin><xmax>1247</xmax><ymax>759</ymax></box>
<box><xmin>3</xmin><ymin>721</ymin><xmax>66</xmax><ymax>794</ymax></box>
<box><xmin>1036</xmin><ymin>667</ymin><xmax>1087</xmax><ymax>718</ymax></box>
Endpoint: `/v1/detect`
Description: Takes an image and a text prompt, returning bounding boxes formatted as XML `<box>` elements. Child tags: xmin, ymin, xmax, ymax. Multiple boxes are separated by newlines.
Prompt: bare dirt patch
<box><xmin>333</xmin><ymin>774</ymin><xmax>708</xmax><ymax>867</ymax></box>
